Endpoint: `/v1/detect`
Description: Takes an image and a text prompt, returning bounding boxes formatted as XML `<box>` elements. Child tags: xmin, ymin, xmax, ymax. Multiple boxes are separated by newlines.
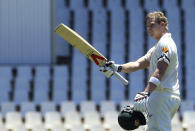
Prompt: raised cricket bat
<box><xmin>55</xmin><ymin>23</ymin><xmax>128</xmax><ymax>85</ymax></box>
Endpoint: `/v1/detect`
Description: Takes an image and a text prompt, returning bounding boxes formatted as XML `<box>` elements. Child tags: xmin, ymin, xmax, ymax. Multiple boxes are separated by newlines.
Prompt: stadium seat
<box><xmin>80</xmin><ymin>101</ymin><xmax>96</xmax><ymax>115</ymax></box>
<box><xmin>14</xmin><ymin>78</ymin><xmax>30</xmax><ymax>92</ymax></box>
<box><xmin>109</xmin><ymin>124</ymin><xmax>123</xmax><ymax>131</ymax></box>
<box><xmin>83</xmin><ymin>111</ymin><xmax>101</xmax><ymax>129</ymax></box>
<box><xmin>25</xmin><ymin>111</ymin><xmax>43</xmax><ymax>129</ymax></box>
<box><xmin>181</xmin><ymin>0</ymin><xmax>195</xmax><ymax>9</ymax></box>
<box><xmin>5</xmin><ymin>112</ymin><xmax>23</xmax><ymax>129</ymax></box>
<box><xmin>16</xmin><ymin>66</ymin><xmax>32</xmax><ymax>80</ymax></box>
<box><xmin>60</xmin><ymin>101</ymin><xmax>77</xmax><ymax>116</ymax></box>
<box><xmin>91</xmin><ymin>9</ymin><xmax>107</xmax><ymax>54</ymax></box>
<box><xmin>56</xmin><ymin>9</ymin><xmax>71</xmax><ymax>56</ymax></box>
<box><xmin>125</xmin><ymin>0</ymin><xmax>141</xmax><ymax>9</ymax></box>
<box><xmin>103</xmin><ymin>111</ymin><xmax>119</xmax><ymax>129</ymax></box>
<box><xmin>180</xmin><ymin>100</ymin><xmax>194</xmax><ymax>116</ymax></box>
<box><xmin>31</xmin><ymin>125</ymin><xmax>46</xmax><ymax>131</ymax></box>
<box><xmin>0</xmin><ymin>78</ymin><xmax>11</xmax><ymax>92</ymax></box>
<box><xmin>0</xmin><ymin>90</ymin><xmax>9</xmax><ymax>105</ymax></box>
<box><xmin>107</xmin><ymin>0</ymin><xmax>122</xmax><ymax>10</ymax></box>
<box><xmin>53</xmin><ymin>78</ymin><xmax>68</xmax><ymax>104</ymax></box>
<box><xmin>44</xmin><ymin>111</ymin><xmax>62</xmax><ymax>129</ymax></box>
<box><xmin>34</xmin><ymin>65</ymin><xmax>50</xmax><ymax>80</ymax></box>
<box><xmin>144</xmin><ymin>0</ymin><xmax>160</xmax><ymax>11</ymax></box>
<box><xmin>162</xmin><ymin>0</ymin><xmax>178</xmax><ymax>9</ymax></box>
<box><xmin>0</xmin><ymin>126</ymin><xmax>7</xmax><ymax>131</ymax></box>
<box><xmin>1</xmin><ymin>102</ymin><xmax>16</xmax><ymax>117</ymax></box>
<box><xmin>20</xmin><ymin>101</ymin><xmax>36</xmax><ymax>116</ymax></box>
<box><xmin>90</xmin><ymin>124</ymin><xmax>105</xmax><ymax>131</ymax></box>
<box><xmin>100</xmin><ymin>100</ymin><xmax>116</xmax><ymax>116</ymax></box>
<box><xmin>13</xmin><ymin>90</ymin><xmax>29</xmax><ymax>105</ymax></box>
<box><xmin>53</xmin><ymin>65</ymin><xmax>68</xmax><ymax>79</ymax></box>
<box><xmin>69</xmin><ymin>0</ymin><xmax>85</xmax><ymax>9</ymax></box>
<box><xmin>187</xmin><ymin>124</ymin><xmax>195</xmax><ymax>131</ymax></box>
<box><xmin>182</xmin><ymin>111</ymin><xmax>195</xmax><ymax>128</ymax></box>
<box><xmin>33</xmin><ymin>89</ymin><xmax>49</xmax><ymax>105</ymax></box>
<box><xmin>0</xmin><ymin>66</ymin><xmax>13</xmax><ymax>80</ymax></box>
<box><xmin>51</xmin><ymin>125</ymin><xmax>66</xmax><ymax>131</ymax></box>
<box><xmin>40</xmin><ymin>101</ymin><xmax>56</xmax><ymax>116</ymax></box>
<box><xmin>71</xmin><ymin>125</ymin><xmax>85</xmax><ymax>131</ymax></box>
<box><xmin>12</xmin><ymin>125</ymin><xmax>27</xmax><ymax>131</ymax></box>
<box><xmin>0</xmin><ymin>114</ymin><xmax>4</xmax><ymax>126</ymax></box>
<box><xmin>88</xmin><ymin>0</ymin><xmax>104</xmax><ymax>9</ymax></box>
<box><xmin>64</xmin><ymin>111</ymin><xmax>82</xmax><ymax>129</ymax></box>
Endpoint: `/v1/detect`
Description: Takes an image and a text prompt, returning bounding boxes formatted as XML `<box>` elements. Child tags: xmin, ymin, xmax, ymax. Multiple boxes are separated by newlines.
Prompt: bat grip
<box><xmin>113</xmin><ymin>71</ymin><xmax>129</xmax><ymax>85</ymax></box>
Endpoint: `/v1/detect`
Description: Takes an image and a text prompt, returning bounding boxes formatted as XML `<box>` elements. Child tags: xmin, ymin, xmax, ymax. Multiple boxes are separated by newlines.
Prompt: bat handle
<box><xmin>113</xmin><ymin>71</ymin><xmax>129</xmax><ymax>85</ymax></box>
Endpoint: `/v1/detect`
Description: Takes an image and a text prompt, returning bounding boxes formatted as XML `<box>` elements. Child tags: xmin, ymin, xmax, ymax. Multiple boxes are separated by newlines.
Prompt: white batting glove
<box><xmin>134</xmin><ymin>91</ymin><xmax>150</xmax><ymax>102</ymax></box>
<box><xmin>100</xmin><ymin>61</ymin><xmax>122</xmax><ymax>78</ymax></box>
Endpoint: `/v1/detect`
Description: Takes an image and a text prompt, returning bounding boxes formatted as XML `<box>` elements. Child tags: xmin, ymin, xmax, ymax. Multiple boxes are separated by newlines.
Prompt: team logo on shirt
<box><xmin>157</xmin><ymin>46</ymin><xmax>170</xmax><ymax>64</ymax></box>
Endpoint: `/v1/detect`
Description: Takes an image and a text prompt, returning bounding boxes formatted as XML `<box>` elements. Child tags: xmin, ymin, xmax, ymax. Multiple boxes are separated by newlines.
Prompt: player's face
<box><xmin>146</xmin><ymin>18</ymin><xmax>162</xmax><ymax>40</ymax></box>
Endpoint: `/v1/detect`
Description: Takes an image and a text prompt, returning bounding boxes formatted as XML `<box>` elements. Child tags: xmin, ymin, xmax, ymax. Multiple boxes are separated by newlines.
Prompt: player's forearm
<box><xmin>121</xmin><ymin>57</ymin><xmax>150</xmax><ymax>73</ymax></box>
<box><xmin>121</xmin><ymin>62</ymin><xmax>141</xmax><ymax>73</ymax></box>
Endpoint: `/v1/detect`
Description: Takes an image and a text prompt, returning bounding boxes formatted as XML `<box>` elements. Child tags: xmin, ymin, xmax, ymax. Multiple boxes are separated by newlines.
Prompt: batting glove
<box><xmin>100</xmin><ymin>61</ymin><xmax>122</xmax><ymax>78</ymax></box>
<box><xmin>134</xmin><ymin>91</ymin><xmax>150</xmax><ymax>102</ymax></box>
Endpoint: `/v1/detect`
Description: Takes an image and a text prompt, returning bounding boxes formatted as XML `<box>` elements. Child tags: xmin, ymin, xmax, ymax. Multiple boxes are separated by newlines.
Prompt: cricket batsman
<box><xmin>101</xmin><ymin>11</ymin><xmax>181</xmax><ymax>131</ymax></box>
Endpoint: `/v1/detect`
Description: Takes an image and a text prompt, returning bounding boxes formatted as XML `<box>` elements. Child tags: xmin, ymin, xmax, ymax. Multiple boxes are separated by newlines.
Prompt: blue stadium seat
<box><xmin>110</xmin><ymin>76</ymin><xmax>125</xmax><ymax>104</ymax></box>
<box><xmin>0</xmin><ymin>66</ymin><xmax>13</xmax><ymax>81</ymax></box>
<box><xmin>0</xmin><ymin>91</ymin><xmax>9</xmax><ymax>105</ymax></box>
<box><xmin>16</xmin><ymin>66</ymin><xmax>33</xmax><ymax>80</ymax></box>
<box><xmin>144</xmin><ymin>0</ymin><xmax>160</xmax><ymax>11</ymax></box>
<box><xmin>34</xmin><ymin>65</ymin><xmax>50</xmax><ymax>80</ymax></box>
<box><xmin>1</xmin><ymin>102</ymin><xmax>16</xmax><ymax>117</ymax></box>
<box><xmin>53</xmin><ymin>90</ymin><xmax>68</xmax><ymax>105</ymax></box>
<box><xmin>91</xmin><ymin>9</ymin><xmax>107</xmax><ymax>55</ymax></box>
<box><xmin>107</xmin><ymin>0</ymin><xmax>122</xmax><ymax>10</ymax></box>
<box><xmin>13</xmin><ymin>90</ymin><xmax>29</xmax><ymax>105</ymax></box>
<box><xmin>69</xmin><ymin>0</ymin><xmax>85</xmax><ymax>9</ymax></box>
<box><xmin>53</xmin><ymin>78</ymin><xmax>68</xmax><ymax>104</ymax></box>
<box><xmin>56</xmin><ymin>0</ymin><xmax>66</xmax><ymax>9</ymax></box>
<box><xmin>34</xmin><ymin>89</ymin><xmax>49</xmax><ymax>105</ymax></box>
<box><xmin>40</xmin><ymin>101</ymin><xmax>56</xmax><ymax>116</ymax></box>
<box><xmin>88</xmin><ymin>0</ymin><xmax>104</xmax><ymax>9</ymax></box>
<box><xmin>185</xmin><ymin>8</ymin><xmax>195</xmax><ymax>101</ymax></box>
<box><xmin>162</xmin><ymin>0</ymin><xmax>178</xmax><ymax>9</ymax></box>
<box><xmin>110</xmin><ymin>9</ymin><xmax>125</xmax><ymax>63</ymax></box>
<box><xmin>181</xmin><ymin>0</ymin><xmax>195</xmax><ymax>9</ymax></box>
<box><xmin>20</xmin><ymin>102</ymin><xmax>36</xmax><ymax>117</ymax></box>
<box><xmin>14</xmin><ymin>78</ymin><xmax>30</xmax><ymax>92</ymax></box>
<box><xmin>125</xmin><ymin>0</ymin><xmax>140</xmax><ymax>10</ymax></box>
<box><xmin>91</xmin><ymin>67</ymin><xmax>106</xmax><ymax>104</ymax></box>
<box><xmin>53</xmin><ymin>65</ymin><xmax>68</xmax><ymax>79</ymax></box>
<box><xmin>56</xmin><ymin>9</ymin><xmax>70</xmax><ymax>56</ymax></box>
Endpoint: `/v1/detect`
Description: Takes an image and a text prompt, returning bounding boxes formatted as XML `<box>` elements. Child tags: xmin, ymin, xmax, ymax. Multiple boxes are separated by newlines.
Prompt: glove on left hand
<box><xmin>134</xmin><ymin>91</ymin><xmax>150</xmax><ymax>102</ymax></box>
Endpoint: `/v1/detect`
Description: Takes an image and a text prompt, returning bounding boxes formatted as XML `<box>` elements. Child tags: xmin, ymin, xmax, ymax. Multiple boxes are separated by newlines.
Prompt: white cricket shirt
<box><xmin>144</xmin><ymin>33</ymin><xmax>180</xmax><ymax>94</ymax></box>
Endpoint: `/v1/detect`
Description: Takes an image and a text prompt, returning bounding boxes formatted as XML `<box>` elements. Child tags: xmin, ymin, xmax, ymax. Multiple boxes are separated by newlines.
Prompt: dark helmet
<box><xmin>118</xmin><ymin>106</ymin><xmax>146</xmax><ymax>130</ymax></box>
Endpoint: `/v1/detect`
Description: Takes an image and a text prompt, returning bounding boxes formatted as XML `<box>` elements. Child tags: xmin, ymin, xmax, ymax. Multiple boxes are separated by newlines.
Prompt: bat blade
<box><xmin>55</xmin><ymin>23</ymin><xmax>128</xmax><ymax>85</ymax></box>
<box><xmin>55</xmin><ymin>23</ymin><xmax>106</xmax><ymax>66</ymax></box>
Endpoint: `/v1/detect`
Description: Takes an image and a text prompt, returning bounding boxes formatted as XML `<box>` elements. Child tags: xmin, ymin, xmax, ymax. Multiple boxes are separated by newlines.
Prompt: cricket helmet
<box><xmin>118</xmin><ymin>106</ymin><xmax>146</xmax><ymax>130</ymax></box>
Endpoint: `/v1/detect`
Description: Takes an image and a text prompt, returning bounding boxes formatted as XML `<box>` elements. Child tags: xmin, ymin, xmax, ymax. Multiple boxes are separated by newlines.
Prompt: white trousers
<box><xmin>146</xmin><ymin>89</ymin><xmax>181</xmax><ymax>131</ymax></box>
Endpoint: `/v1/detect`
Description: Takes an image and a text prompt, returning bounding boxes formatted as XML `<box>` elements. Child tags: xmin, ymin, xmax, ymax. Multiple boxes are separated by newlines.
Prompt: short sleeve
<box><xmin>157</xmin><ymin>44</ymin><xmax>171</xmax><ymax>64</ymax></box>
<box><xmin>144</xmin><ymin>47</ymin><xmax>155</xmax><ymax>62</ymax></box>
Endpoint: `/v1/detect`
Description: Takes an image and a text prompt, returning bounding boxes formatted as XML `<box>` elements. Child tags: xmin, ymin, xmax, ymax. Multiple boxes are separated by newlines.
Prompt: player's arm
<box><xmin>121</xmin><ymin>56</ymin><xmax>150</xmax><ymax>73</ymax></box>
<box><xmin>144</xmin><ymin>60</ymin><xmax>168</xmax><ymax>94</ymax></box>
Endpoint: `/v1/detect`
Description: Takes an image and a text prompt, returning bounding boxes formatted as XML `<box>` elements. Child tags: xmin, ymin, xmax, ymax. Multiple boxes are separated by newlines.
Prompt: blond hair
<box><xmin>146</xmin><ymin>11</ymin><xmax>168</xmax><ymax>31</ymax></box>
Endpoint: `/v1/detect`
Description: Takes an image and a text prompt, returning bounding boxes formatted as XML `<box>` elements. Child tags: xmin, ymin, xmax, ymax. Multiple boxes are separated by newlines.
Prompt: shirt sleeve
<box><xmin>144</xmin><ymin>47</ymin><xmax>155</xmax><ymax>62</ymax></box>
<box><xmin>157</xmin><ymin>43</ymin><xmax>171</xmax><ymax>65</ymax></box>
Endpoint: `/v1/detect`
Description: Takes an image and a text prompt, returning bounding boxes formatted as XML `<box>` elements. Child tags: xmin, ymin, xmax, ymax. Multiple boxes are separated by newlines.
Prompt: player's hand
<box><xmin>99</xmin><ymin>65</ymin><xmax>114</xmax><ymax>78</ymax></box>
<box><xmin>134</xmin><ymin>91</ymin><xmax>150</xmax><ymax>102</ymax></box>
<box><xmin>105</xmin><ymin>61</ymin><xmax>122</xmax><ymax>72</ymax></box>
<box><xmin>100</xmin><ymin>61</ymin><xmax>122</xmax><ymax>78</ymax></box>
